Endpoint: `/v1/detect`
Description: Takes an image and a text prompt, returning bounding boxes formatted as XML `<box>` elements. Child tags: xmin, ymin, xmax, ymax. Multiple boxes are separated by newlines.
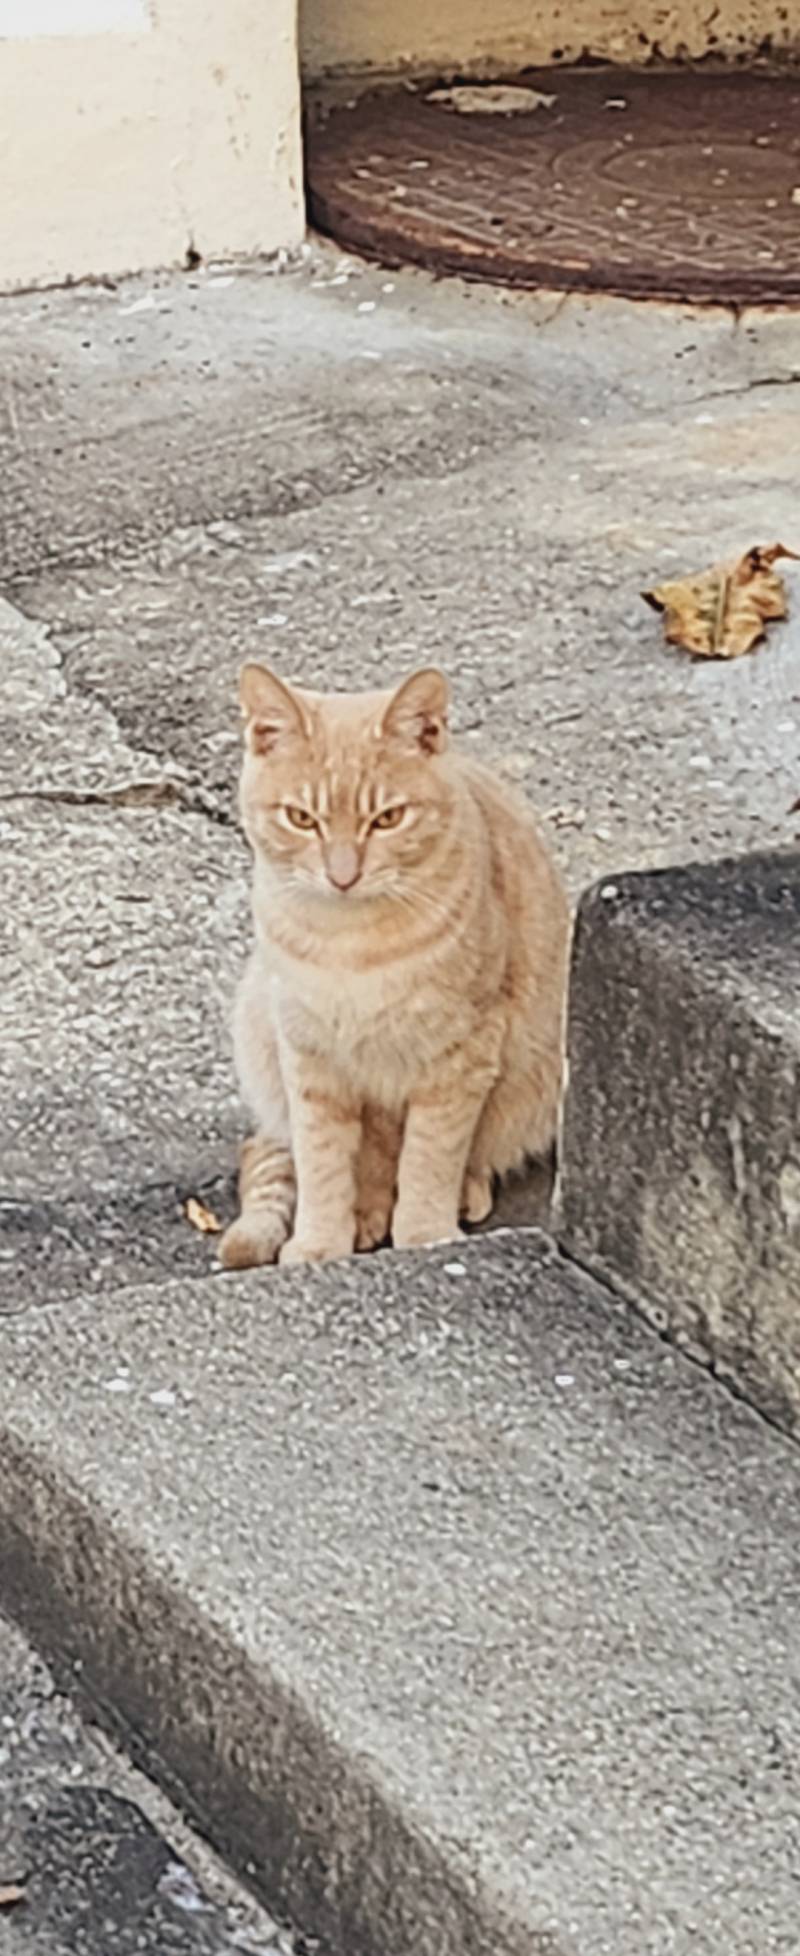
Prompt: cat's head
<box><xmin>238</xmin><ymin>664</ymin><xmax>455</xmax><ymax>901</ymax></box>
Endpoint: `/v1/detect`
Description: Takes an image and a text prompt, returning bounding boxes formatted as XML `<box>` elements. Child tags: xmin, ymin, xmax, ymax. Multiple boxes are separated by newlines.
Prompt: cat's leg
<box><xmin>219</xmin><ymin>1135</ymin><xmax>296</xmax><ymax>1269</ymax></box>
<box><xmin>220</xmin><ymin>951</ymin><xmax>296</xmax><ymax>1269</ymax></box>
<box><xmin>467</xmin><ymin>1038</ymin><xmax>563</xmax><ymax>1195</ymax></box>
<box><xmin>393</xmin><ymin>1028</ymin><xmax>501</xmax><ymax>1249</ymax></box>
<box><xmin>461</xmin><ymin>1035</ymin><xmax>562</xmax><ymax>1231</ymax></box>
<box><xmin>460</xmin><ymin>1167</ymin><xmax>495</xmax><ymax>1226</ymax></box>
<box><xmin>279</xmin><ymin>1050</ymin><xmax>361</xmax><ymax>1265</ymax></box>
<box><xmin>461</xmin><ymin>1092</ymin><xmax>509</xmax><ymax>1229</ymax></box>
<box><xmin>355</xmin><ymin>1105</ymin><xmax>402</xmax><ymax>1251</ymax></box>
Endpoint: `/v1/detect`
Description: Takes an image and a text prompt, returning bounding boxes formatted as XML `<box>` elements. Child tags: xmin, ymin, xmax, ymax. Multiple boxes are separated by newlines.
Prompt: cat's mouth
<box><xmin>322</xmin><ymin>880</ymin><xmax>368</xmax><ymax>903</ymax></box>
<box><xmin>318</xmin><ymin>876</ymin><xmax>389</xmax><ymax>908</ymax></box>
<box><xmin>288</xmin><ymin>865</ymin><xmax>391</xmax><ymax>907</ymax></box>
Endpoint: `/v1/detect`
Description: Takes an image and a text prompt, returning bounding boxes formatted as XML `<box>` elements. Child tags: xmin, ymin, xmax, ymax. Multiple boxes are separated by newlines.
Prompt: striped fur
<box><xmin>220</xmin><ymin>665</ymin><xmax>569</xmax><ymax>1269</ymax></box>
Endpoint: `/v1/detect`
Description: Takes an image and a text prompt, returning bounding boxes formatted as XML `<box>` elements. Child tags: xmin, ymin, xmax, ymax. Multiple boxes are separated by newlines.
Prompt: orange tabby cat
<box><xmin>220</xmin><ymin>665</ymin><xmax>569</xmax><ymax>1269</ymax></box>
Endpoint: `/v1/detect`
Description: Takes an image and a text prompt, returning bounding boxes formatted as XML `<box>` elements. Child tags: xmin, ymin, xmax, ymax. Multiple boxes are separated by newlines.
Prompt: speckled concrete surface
<box><xmin>1</xmin><ymin>248</ymin><xmax>799</xmax><ymax>1308</ymax></box>
<box><xmin>0</xmin><ymin>1612</ymin><xmax>308</xmax><ymax>1956</ymax></box>
<box><xmin>560</xmin><ymin>849</ymin><xmax>800</xmax><ymax>1434</ymax></box>
<box><xmin>3</xmin><ymin>251</ymin><xmax>799</xmax><ymax>897</ymax></box>
<box><xmin>0</xmin><ymin>600</ymin><xmax>244</xmax><ymax>1311</ymax></box>
<box><xmin>2</xmin><ymin>1234</ymin><xmax>800</xmax><ymax>1956</ymax></box>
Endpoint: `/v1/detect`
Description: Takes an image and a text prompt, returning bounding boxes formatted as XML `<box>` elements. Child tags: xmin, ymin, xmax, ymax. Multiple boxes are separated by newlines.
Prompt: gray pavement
<box><xmin>3</xmin><ymin>1234</ymin><xmax>800</xmax><ymax>1956</ymax></box>
<box><xmin>0</xmin><ymin>1612</ymin><xmax>306</xmax><ymax>1956</ymax></box>
<box><xmin>4</xmin><ymin>254</ymin><xmax>799</xmax><ymax>887</ymax></box>
<box><xmin>2</xmin><ymin>245</ymin><xmax>799</xmax><ymax>1311</ymax></box>
<box><xmin>2</xmin><ymin>245</ymin><xmax>800</xmax><ymax>1956</ymax></box>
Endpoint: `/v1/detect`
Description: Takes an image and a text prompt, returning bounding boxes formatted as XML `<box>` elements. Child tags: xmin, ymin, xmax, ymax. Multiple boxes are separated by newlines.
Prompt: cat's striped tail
<box><xmin>219</xmin><ymin>1134</ymin><xmax>296</xmax><ymax>1269</ymax></box>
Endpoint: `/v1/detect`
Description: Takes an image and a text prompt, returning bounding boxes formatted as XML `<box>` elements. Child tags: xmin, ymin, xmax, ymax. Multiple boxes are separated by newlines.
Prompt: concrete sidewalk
<box><xmin>1</xmin><ymin>245</ymin><xmax>799</xmax><ymax>1309</ymax></box>
<box><xmin>4</xmin><ymin>250</ymin><xmax>799</xmax><ymax>886</ymax></box>
<box><xmin>0</xmin><ymin>1612</ymin><xmax>301</xmax><ymax>1956</ymax></box>
<box><xmin>3</xmin><ymin>1235</ymin><xmax>800</xmax><ymax>1956</ymax></box>
<box><xmin>2</xmin><ymin>248</ymin><xmax>800</xmax><ymax>1956</ymax></box>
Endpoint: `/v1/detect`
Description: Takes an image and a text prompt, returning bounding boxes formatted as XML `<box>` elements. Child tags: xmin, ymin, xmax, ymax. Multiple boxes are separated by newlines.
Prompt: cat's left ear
<box><xmin>379</xmin><ymin>668</ymin><xmax>450</xmax><ymax>755</ymax></box>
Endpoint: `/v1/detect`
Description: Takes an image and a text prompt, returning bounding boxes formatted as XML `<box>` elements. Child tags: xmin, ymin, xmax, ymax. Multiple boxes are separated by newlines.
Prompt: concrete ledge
<box><xmin>2</xmin><ymin>1235</ymin><xmax>800</xmax><ymax>1954</ymax></box>
<box><xmin>559</xmin><ymin>850</ymin><xmax>800</xmax><ymax>1433</ymax></box>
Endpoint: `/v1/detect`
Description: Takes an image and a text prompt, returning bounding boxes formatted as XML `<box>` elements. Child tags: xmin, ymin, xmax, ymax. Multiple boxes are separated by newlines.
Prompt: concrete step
<box><xmin>2</xmin><ymin>1234</ymin><xmax>800</xmax><ymax>1956</ymax></box>
<box><xmin>559</xmin><ymin>849</ymin><xmax>800</xmax><ymax>1436</ymax></box>
<box><xmin>0</xmin><ymin>1610</ymin><xmax>305</xmax><ymax>1956</ymax></box>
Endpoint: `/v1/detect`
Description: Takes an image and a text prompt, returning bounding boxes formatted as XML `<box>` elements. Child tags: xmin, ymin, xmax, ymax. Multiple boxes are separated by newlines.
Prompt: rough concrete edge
<box><xmin>555</xmin><ymin>862</ymin><xmax>800</xmax><ymax>1437</ymax></box>
<box><xmin>555</xmin><ymin>1231</ymin><xmax>776</xmax><ymax>1428</ymax></box>
<box><xmin>1</xmin><ymin>239</ymin><xmax>315</xmax><ymax>303</ymax></box>
<box><xmin>0</xmin><ymin>1424</ymin><xmax>561</xmax><ymax>1956</ymax></box>
<box><xmin>563</xmin><ymin>851</ymin><xmax>800</xmax><ymax>998</ymax></box>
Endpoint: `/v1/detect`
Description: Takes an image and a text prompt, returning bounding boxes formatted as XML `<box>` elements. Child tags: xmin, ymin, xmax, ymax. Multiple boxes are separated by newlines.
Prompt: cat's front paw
<box><xmin>219</xmin><ymin>1217</ymin><xmax>286</xmax><ymax>1270</ymax></box>
<box><xmin>278</xmin><ymin>1233</ymin><xmax>354</xmax><ymax>1267</ymax></box>
<box><xmin>355</xmin><ymin>1199</ymin><xmax>393</xmax><ymax>1252</ymax></box>
<box><xmin>392</xmin><ymin>1214</ymin><xmax>465</xmax><ymax>1251</ymax></box>
<box><xmin>461</xmin><ymin>1170</ymin><xmax>494</xmax><ymax>1227</ymax></box>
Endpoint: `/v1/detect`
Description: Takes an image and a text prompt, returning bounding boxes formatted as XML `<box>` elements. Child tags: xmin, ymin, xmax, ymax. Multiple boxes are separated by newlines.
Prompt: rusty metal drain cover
<box><xmin>306</xmin><ymin>67</ymin><xmax>800</xmax><ymax>304</ymax></box>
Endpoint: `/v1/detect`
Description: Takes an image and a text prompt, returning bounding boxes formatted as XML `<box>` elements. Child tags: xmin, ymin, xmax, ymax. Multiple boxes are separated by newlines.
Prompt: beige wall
<box><xmin>1</xmin><ymin>0</ymin><xmax>304</xmax><ymax>291</ymax></box>
<box><xmin>301</xmin><ymin>0</ymin><xmax>800</xmax><ymax>77</ymax></box>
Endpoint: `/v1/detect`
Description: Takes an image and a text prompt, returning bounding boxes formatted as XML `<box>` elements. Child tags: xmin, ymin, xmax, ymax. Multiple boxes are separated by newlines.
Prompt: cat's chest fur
<box><xmin>262</xmin><ymin>929</ymin><xmax>473</xmax><ymax>1105</ymax></box>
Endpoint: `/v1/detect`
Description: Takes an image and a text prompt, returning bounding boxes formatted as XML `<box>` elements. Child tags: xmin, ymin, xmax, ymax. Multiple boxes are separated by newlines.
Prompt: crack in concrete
<box><xmin>50</xmin><ymin>644</ymin><xmax>241</xmax><ymax>832</ymax></box>
<box><xmin>0</xmin><ymin>781</ymin><xmax>185</xmax><ymax>811</ymax></box>
<box><xmin>690</xmin><ymin>371</ymin><xmax>800</xmax><ymax>406</ymax></box>
<box><xmin>0</xmin><ymin>780</ymin><xmax>237</xmax><ymax>830</ymax></box>
<box><xmin>0</xmin><ymin>599</ymin><xmax>240</xmax><ymax>835</ymax></box>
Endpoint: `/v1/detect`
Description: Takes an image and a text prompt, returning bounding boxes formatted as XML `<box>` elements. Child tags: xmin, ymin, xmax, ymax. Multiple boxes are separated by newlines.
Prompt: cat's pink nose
<box><xmin>325</xmin><ymin>842</ymin><xmax>361</xmax><ymax>891</ymax></box>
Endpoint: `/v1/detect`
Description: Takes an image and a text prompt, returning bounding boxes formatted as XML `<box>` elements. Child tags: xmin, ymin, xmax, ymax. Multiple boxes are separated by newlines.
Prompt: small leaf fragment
<box><xmin>184</xmin><ymin>1197</ymin><xmax>222</xmax><ymax>1235</ymax></box>
<box><xmin>428</xmin><ymin>84</ymin><xmax>556</xmax><ymax>115</ymax></box>
<box><xmin>643</xmin><ymin>542</ymin><xmax>799</xmax><ymax>659</ymax></box>
<box><xmin>0</xmin><ymin>1887</ymin><xmax>26</xmax><ymax>1908</ymax></box>
<box><xmin>544</xmin><ymin>804</ymin><xmax>587</xmax><ymax>830</ymax></box>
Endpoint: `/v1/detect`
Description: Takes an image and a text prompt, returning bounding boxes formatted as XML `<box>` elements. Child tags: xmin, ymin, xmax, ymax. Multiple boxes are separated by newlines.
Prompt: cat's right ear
<box><xmin>239</xmin><ymin>664</ymin><xmax>309</xmax><ymax>756</ymax></box>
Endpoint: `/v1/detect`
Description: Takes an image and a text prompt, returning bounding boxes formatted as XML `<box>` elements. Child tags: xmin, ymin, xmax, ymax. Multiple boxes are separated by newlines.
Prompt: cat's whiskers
<box><xmin>384</xmin><ymin>861</ymin><xmax>470</xmax><ymax>926</ymax></box>
<box><xmin>388</xmin><ymin>881</ymin><xmax>450</xmax><ymax>923</ymax></box>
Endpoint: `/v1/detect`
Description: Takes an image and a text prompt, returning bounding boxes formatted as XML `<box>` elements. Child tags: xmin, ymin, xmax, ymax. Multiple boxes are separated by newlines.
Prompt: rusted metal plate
<box><xmin>306</xmin><ymin>67</ymin><xmax>800</xmax><ymax>304</ymax></box>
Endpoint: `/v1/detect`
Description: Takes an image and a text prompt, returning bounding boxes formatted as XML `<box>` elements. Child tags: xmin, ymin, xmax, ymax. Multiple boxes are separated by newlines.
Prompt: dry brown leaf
<box><xmin>643</xmin><ymin>543</ymin><xmax>799</xmax><ymax>659</ymax></box>
<box><xmin>0</xmin><ymin>1887</ymin><xmax>26</xmax><ymax>1909</ymax></box>
<box><xmin>184</xmin><ymin>1196</ymin><xmax>222</xmax><ymax>1235</ymax></box>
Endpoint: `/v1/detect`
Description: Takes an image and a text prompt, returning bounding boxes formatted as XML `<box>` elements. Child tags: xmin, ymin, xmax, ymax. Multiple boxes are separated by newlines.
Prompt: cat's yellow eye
<box><xmin>285</xmin><ymin>805</ymin><xmax>317</xmax><ymax>832</ymax></box>
<box><xmin>372</xmin><ymin>805</ymin><xmax>405</xmax><ymax>831</ymax></box>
